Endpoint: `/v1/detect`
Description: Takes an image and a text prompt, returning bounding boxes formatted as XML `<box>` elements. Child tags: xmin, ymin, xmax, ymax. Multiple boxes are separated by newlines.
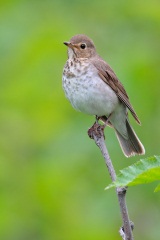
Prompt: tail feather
<box><xmin>115</xmin><ymin>119</ymin><xmax>145</xmax><ymax>157</ymax></box>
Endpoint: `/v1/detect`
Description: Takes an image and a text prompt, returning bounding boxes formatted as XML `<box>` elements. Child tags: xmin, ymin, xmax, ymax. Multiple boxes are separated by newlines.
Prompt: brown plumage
<box><xmin>92</xmin><ymin>57</ymin><xmax>141</xmax><ymax>124</ymax></box>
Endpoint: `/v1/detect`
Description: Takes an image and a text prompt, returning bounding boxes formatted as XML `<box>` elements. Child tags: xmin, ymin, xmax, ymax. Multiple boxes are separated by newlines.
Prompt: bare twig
<box><xmin>88</xmin><ymin>122</ymin><xmax>134</xmax><ymax>240</ymax></box>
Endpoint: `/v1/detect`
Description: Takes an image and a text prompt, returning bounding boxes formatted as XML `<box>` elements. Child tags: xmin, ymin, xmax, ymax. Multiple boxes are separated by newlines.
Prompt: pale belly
<box><xmin>62</xmin><ymin>61</ymin><xmax>119</xmax><ymax>117</ymax></box>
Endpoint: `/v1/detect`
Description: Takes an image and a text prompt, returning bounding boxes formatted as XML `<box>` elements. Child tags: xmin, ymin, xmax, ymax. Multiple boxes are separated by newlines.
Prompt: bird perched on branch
<box><xmin>62</xmin><ymin>34</ymin><xmax>145</xmax><ymax>157</ymax></box>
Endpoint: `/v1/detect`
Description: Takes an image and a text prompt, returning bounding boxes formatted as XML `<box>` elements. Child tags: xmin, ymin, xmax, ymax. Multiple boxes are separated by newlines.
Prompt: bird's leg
<box><xmin>95</xmin><ymin>115</ymin><xmax>100</xmax><ymax>124</ymax></box>
<box><xmin>103</xmin><ymin>113</ymin><xmax>112</xmax><ymax>128</ymax></box>
<box><xmin>88</xmin><ymin>114</ymin><xmax>112</xmax><ymax>139</ymax></box>
<box><xmin>88</xmin><ymin>115</ymin><xmax>105</xmax><ymax>139</ymax></box>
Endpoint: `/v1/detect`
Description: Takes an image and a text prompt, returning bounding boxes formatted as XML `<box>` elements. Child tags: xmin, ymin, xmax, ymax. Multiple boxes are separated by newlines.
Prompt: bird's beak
<box><xmin>63</xmin><ymin>42</ymin><xmax>77</xmax><ymax>49</ymax></box>
<box><xmin>64</xmin><ymin>41</ymin><xmax>70</xmax><ymax>46</ymax></box>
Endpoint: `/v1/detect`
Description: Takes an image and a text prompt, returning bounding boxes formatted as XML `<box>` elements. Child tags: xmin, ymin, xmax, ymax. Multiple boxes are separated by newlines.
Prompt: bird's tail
<box><xmin>115</xmin><ymin>119</ymin><xmax>145</xmax><ymax>157</ymax></box>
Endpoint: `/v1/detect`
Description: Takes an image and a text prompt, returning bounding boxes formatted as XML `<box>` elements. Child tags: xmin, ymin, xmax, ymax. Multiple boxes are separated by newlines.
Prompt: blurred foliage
<box><xmin>0</xmin><ymin>0</ymin><xmax>160</xmax><ymax>239</ymax></box>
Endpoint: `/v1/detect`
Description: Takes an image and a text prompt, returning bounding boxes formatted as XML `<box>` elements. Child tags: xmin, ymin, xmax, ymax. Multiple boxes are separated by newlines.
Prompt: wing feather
<box><xmin>91</xmin><ymin>57</ymin><xmax>140</xmax><ymax>124</ymax></box>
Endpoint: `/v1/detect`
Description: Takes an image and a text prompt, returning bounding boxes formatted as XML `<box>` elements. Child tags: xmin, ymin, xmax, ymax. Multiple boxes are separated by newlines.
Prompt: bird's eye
<box><xmin>80</xmin><ymin>43</ymin><xmax>86</xmax><ymax>49</ymax></box>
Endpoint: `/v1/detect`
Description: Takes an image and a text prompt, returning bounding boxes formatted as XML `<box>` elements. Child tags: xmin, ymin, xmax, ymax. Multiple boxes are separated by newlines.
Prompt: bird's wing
<box><xmin>91</xmin><ymin>57</ymin><xmax>140</xmax><ymax>124</ymax></box>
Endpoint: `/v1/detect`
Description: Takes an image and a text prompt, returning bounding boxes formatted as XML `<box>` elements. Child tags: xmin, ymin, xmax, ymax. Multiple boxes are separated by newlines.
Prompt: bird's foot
<box><xmin>88</xmin><ymin>122</ymin><xmax>105</xmax><ymax>140</ymax></box>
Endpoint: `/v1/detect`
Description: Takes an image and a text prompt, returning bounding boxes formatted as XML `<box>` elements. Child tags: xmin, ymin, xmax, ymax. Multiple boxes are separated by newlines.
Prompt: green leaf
<box><xmin>106</xmin><ymin>156</ymin><xmax>160</xmax><ymax>192</ymax></box>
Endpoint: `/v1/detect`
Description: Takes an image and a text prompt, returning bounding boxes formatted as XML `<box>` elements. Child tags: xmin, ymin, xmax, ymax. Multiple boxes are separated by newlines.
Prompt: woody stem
<box><xmin>88</xmin><ymin>122</ymin><xmax>134</xmax><ymax>240</ymax></box>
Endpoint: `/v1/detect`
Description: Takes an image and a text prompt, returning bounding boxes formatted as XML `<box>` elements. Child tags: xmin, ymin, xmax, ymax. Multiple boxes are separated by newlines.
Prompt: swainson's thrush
<box><xmin>62</xmin><ymin>34</ymin><xmax>145</xmax><ymax>157</ymax></box>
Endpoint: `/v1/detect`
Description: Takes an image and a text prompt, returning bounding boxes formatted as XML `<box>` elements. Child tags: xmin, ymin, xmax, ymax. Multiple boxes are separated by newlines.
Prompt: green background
<box><xmin>0</xmin><ymin>0</ymin><xmax>160</xmax><ymax>239</ymax></box>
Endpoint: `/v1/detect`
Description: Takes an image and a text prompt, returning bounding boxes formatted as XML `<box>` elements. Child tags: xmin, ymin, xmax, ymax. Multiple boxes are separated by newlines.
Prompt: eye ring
<box><xmin>80</xmin><ymin>43</ymin><xmax>86</xmax><ymax>49</ymax></box>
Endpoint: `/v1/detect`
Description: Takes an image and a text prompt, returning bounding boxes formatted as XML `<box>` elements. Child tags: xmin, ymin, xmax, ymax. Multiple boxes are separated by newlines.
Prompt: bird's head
<box><xmin>64</xmin><ymin>34</ymin><xmax>96</xmax><ymax>59</ymax></box>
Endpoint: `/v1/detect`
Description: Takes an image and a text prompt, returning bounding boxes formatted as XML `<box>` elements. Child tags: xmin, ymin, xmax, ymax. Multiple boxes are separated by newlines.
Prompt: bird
<box><xmin>62</xmin><ymin>34</ymin><xmax>145</xmax><ymax>157</ymax></box>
